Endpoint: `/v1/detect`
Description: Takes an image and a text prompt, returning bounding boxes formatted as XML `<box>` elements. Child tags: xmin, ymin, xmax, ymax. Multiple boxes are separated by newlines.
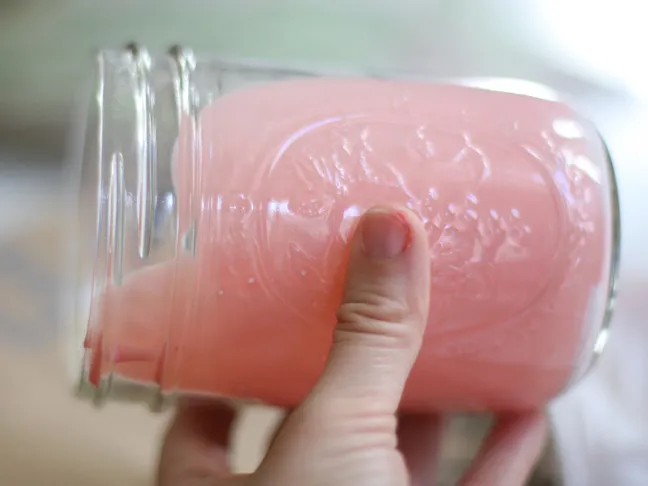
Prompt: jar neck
<box><xmin>71</xmin><ymin>45</ymin><xmax>202</xmax><ymax>403</ymax></box>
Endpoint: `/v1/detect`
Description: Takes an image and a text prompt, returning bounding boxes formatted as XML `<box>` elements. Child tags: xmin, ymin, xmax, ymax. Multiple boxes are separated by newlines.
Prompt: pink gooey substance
<box><xmin>86</xmin><ymin>79</ymin><xmax>613</xmax><ymax>411</ymax></box>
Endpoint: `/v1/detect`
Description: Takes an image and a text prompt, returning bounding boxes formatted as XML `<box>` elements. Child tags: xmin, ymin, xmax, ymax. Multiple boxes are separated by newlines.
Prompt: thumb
<box><xmin>310</xmin><ymin>206</ymin><xmax>431</xmax><ymax>413</ymax></box>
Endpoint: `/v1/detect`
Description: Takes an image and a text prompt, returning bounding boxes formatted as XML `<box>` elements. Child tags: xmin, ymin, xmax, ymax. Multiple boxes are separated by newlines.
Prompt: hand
<box><xmin>157</xmin><ymin>207</ymin><xmax>548</xmax><ymax>486</ymax></box>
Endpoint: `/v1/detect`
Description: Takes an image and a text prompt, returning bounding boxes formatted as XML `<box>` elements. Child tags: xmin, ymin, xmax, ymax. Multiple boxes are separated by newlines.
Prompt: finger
<box><xmin>458</xmin><ymin>411</ymin><xmax>548</xmax><ymax>486</ymax></box>
<box><xmin>157</xmin><ymin>400</ymin><xmax>237</xmax><ymax>486</ymax></box>
<box><xmin>308</xmin><ymin>206</ymin><xmax>431</xmax><ymax>414</ymax></box>
<box><xmin>257</xmin><ymin>208</ymin><xmax>430</xmax><ymax>481</ymax></box>
<box><xmin>397</xmin><ymin>414</ymin><xmax>444</xmax><ymax>486</ymax></box>
<box><xmin>265</xmin><ymin>408</ymin><xmax>293</xmax><ymax>451</ymax></box>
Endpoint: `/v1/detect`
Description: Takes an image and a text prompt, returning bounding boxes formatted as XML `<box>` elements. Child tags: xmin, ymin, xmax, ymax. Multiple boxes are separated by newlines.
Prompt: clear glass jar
<box><xmin>67</xmin><ymin>44</ymin><xmax>620</xmax><ymax>412</ymax></box>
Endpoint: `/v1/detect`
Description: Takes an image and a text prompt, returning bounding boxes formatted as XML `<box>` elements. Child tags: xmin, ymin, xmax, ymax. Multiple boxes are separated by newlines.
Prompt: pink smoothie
<box><xmin>84</xmin><ymin>79</ymin><xmax>613</xmax><ymax>411</ymax></box>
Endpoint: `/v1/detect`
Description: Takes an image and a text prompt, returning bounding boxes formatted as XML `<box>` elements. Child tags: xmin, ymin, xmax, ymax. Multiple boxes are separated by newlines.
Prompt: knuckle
<box><xmin>335</xmin><ymin>410</ymin><xmax>399</xmax><ymax>450</ymax></box>
<box><xmin>335</xmin><ymin>290</ymin><xmax>419</xmax><ymax>346</ymax></box>
<box><xmin>300</xmin><ymin>397</ymin><xmax>399</xmax><ymax>449</ymax></box>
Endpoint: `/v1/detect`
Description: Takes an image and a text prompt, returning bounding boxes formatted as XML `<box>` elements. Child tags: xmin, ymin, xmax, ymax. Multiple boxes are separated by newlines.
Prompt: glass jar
<box><xmin>67</xmin><ymin>44</ymin><xmax>620</xmax><ymax>412</ymax></box>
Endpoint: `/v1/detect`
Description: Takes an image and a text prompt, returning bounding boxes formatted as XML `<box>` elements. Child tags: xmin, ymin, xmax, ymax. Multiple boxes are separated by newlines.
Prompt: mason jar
<box><xmin>66</xmin><ymin>44</ymin><xmax>620</xmax><ymax>412</ymax></box>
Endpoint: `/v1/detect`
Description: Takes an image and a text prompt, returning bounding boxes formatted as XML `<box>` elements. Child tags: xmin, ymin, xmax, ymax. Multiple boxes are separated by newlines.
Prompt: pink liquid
<box><xmin>85</xmin><ymin>79</ymin><xmax>613</xmax><ymax>411</ymax></box>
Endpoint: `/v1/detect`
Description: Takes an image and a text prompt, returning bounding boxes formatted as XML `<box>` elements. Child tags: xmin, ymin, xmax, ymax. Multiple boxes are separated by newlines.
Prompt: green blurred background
<box><xmin>0</xmin><ymin>0</ymin><xmax>569</xmax><ymax>160</ymax></box>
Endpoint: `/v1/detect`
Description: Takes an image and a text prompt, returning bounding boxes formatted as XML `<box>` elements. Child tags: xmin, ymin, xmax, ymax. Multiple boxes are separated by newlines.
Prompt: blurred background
<box><xmin>1</xmin><ymin>1</ymin><xmax>647</xmax><ymax>484</ymax></box>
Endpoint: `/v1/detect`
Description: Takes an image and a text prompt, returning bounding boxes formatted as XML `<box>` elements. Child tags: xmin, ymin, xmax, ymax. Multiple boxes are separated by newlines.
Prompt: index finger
<box><xmin>458</xmin><ymin>410</ymin><xmax>548</xmax><ymax>486</ymax></box>
<box><xmin>157</xmin><ymin>400</ymin><xmax>237</xmax><ymax>486</ymax></box>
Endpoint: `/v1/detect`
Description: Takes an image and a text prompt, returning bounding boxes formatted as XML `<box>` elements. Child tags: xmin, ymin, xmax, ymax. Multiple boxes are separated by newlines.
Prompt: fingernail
<box><xmin>360</xmin><ymin>208</ymin><xmax>411</xmax><ymax>259</ymax></box>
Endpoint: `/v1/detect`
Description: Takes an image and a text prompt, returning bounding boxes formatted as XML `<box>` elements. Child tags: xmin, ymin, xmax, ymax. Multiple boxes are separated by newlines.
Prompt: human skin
<box><xmin>156</xmin><ymin>207</ymin><xmax>547</xmax><ymax>486</ymax></box>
